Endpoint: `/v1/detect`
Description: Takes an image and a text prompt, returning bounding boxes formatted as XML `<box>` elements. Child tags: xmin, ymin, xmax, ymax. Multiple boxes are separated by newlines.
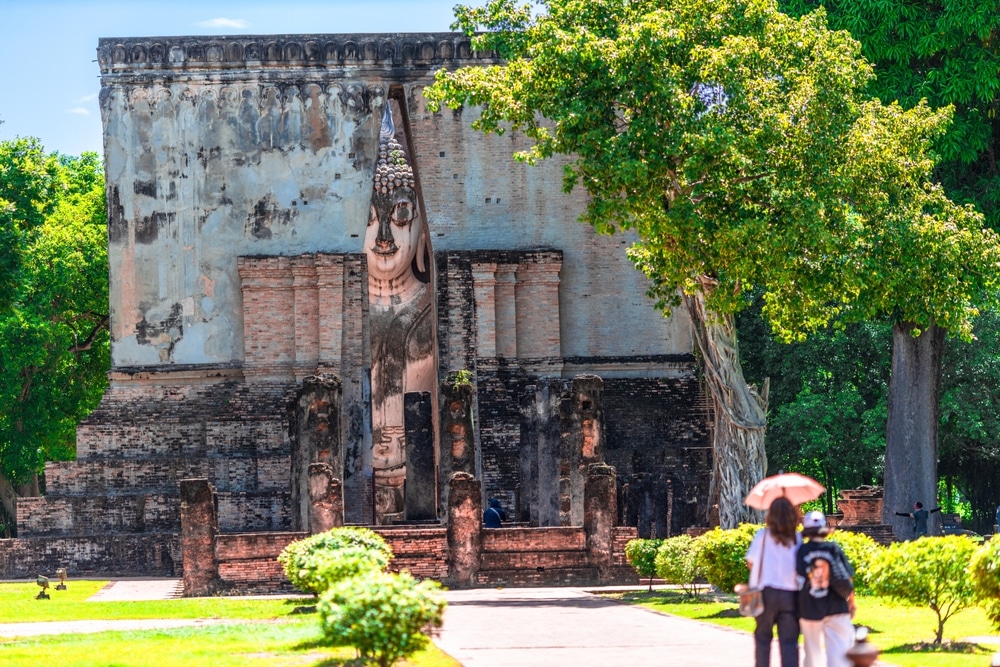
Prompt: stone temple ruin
<box><xmin>0</xmin><ymin>33</ymin><xmax>713</xmax><ymax>588</ymax></box>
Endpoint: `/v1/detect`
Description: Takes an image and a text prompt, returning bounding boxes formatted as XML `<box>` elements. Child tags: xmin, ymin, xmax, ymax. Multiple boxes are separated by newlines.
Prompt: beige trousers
<box><xmin>800</xmin><ymin>613</ymin><xmax>854</xmax><ymax>667</ymax></box>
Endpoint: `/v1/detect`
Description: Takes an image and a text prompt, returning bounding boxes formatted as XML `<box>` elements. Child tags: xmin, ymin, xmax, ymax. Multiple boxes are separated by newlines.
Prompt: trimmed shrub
<box><xmin>969</xmin><ymin>537</ymin><xmax>1000</xmax><ymax>629</ymax></box>
<box><xmin>654</xmin><ymin>534</ymin><xmax>703</xmax><ymax>596</ymax></box>
<box><xmin>869</xmin><ymin>535</ymin><xmax>979</xmax><ymax>644</ymax></box>
<box><xmin>827</xmin><ymin>529</ymin><xmax>882</xmax><ymax>595</ymax></box>
<box><xmin>692</xmin><ymin>524</ymin><xmax>760</xmax><ymax>593</ymax></box>
<box><xmin>625</xmin><ymin>538</ymin><xmax>663</xmax><ymax>591</ymax></box>
<box><xmin>318</xmin><ymin>570</ymin><xmax>446</xmax><ymax>667</ymax></box>
<box><xmin>278</xmin><ymin>526</ymin><xmax>393</xmax><ymax>595</ymax></box>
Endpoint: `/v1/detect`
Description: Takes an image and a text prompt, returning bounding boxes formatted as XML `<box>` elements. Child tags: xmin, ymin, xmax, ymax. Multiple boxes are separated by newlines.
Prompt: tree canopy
<box><xmin>428</xmin><ymin>0</ymin><xmax>999</xmax><ymax>341</ymax></box>
<box><xmin>426</xmin><ymin>0</ymin><xmax>1000</xmax><ymax>526</ymax></box>
<box><xmin>0</xmin><ymin>142</ymin><xmax>109</xmax><ymax>486</ymax></box>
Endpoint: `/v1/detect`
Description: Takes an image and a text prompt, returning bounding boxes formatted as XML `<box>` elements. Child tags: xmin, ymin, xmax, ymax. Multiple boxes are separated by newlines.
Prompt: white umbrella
<box><xmin>744</xmin><ymin>472</ymin><xmax>825</xmax><ymax>510</ymax></box>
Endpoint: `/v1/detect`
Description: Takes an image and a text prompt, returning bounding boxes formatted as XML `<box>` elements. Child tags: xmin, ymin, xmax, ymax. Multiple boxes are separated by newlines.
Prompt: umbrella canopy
<box><xmin>744</xmin><ymin>473</ymin><xmax>825</xmax><ymax>510</ymax></box>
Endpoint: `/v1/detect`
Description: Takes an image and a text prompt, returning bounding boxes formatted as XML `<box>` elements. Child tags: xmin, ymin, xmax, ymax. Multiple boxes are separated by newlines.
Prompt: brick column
<box><xmin>237</xmin><ymin>256</ymin><xmax>295</xmax><ymax>379</ymax></box>
<box><xmin>514</xmin><ymin>251</ymin><xmax>562</xmax><ymax>372</ymax></box>
<box><xmin>493</xmin><ymin>263</ymin><xmax>518</xmax><ymax>360</ymax></box>
<box><xmin>584</xmin><ymin>463</ymin><xmax>617</xmax><ymax>582</ymax></box>
<box><xmin>447</xmin><ymin>472</ymin><xmax>482</xmax><ymax>587</ymax></box>
<box><xmin>179</xmin><ymin>478</ymin><xmax>218</xmax><ymax>597</ymax></box>
<box><xmin>308</xmin><ymin>463</ymin><xmax>343</xmax><ymax>533</ymax></box>
<box><xmin>291</xmin><ymin>256</ymin><xmax>319</xmax><ymax>379</ymax></box>
<box><xmin>314</xmin><ymin>253</ymin><xmax>345</xmax><ymax>370</ymax></box>
<box><xmin>471</xmin><ymin>262</ymin><xmax>498</xmax><ymax>358</ymax></box>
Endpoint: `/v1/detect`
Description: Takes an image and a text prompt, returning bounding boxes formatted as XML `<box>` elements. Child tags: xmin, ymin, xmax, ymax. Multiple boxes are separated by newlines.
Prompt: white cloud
<box><xmin>75</xmin><ymin>93</ymin><xmax>98</xmax><ymax>104</ymax></box>
<box><xmin>196</xmin><ymin>17</ymin><xmax>248</xmax><ymax>29</ymax></box>
<box><xmin>66</xmin><ymin>107</ymin><xmax>90</xmax><ymax>116</ymax></box>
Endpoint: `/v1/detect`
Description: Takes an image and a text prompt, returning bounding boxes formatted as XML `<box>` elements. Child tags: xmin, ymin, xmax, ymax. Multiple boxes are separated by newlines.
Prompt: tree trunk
<box><xmin>684</xmin><ymin>286</ymin><xmax>768</xmax><ymax>529</ymax></box>
<box><xmin>883</xmin><ymin>322</ymin><xmax>944</xmax><ymax>541</ymax></box>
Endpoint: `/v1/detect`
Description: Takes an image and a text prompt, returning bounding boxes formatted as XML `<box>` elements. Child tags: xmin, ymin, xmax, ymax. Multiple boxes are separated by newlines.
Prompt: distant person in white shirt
<box><xmin>745</xmin><ymin>497</ymin><xmax>802</xmax><ymax>667</ymax></box>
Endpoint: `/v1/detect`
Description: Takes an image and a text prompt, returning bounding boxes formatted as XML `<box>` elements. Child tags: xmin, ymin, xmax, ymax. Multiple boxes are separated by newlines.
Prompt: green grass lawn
<box><xmin>613</xmin><ymin>590</ymin><xmax>1000</xmax><ymax>667</ymax></box>
<box><xmin>0</xmin><ymin>581</ymin><xmax>460</xmax><ymax>667</ymax></box>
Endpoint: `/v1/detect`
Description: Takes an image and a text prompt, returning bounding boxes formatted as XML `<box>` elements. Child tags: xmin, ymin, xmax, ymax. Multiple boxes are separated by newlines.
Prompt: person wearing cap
<box><xmin>797</xmin><ymin>511</ymin><xmax>857</xmax><ymax>667</ymax></box>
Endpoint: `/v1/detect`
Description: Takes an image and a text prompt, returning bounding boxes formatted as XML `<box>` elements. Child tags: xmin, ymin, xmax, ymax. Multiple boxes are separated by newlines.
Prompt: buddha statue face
<box><xmin>364</xmin><ymin>104</ymin><xmax>427</xmax><ymax>292</ymax></box>
<box><xmin>365</xmin><ymin>186</ymin><xmax>423</xmax><ymax>285</ymax></box>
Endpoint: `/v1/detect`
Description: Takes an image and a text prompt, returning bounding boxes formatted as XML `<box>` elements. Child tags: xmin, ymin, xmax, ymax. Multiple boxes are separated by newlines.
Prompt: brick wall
<box><xmin>0</xmin><ymin>534</ymin><xmax>179</xmax><ymax>579</ymax></box>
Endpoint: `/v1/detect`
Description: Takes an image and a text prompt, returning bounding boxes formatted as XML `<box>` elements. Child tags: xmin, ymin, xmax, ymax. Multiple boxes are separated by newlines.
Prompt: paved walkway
<box><xmin>0</xmin><ymin>579</ymin><xmax>963</xmax><ymax>665</ymax></box>
<box><xmin>437</xmin><ymin>587</ymin><xmax>779</xmax><ymax>667</ymax></box>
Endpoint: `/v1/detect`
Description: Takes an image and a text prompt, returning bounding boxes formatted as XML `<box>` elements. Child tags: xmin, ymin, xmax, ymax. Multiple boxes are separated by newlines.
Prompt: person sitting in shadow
<box><xmin>484</xmin><ymin>497</ymin><xmax>507</xmax><ymax>528</ymax></box>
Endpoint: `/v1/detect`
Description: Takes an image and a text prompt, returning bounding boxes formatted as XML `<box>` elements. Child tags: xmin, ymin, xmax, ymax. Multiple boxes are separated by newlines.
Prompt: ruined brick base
<box><xmin>0</xmin><ymin>534</ymin><xmax>179</xmax><ymax>579</ymax></box>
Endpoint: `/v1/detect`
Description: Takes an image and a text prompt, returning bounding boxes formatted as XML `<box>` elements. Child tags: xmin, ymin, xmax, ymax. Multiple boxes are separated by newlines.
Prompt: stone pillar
<box><xmin>585</xmin><ymin>463</ymin><xmax>617</xmax><ymax>581</ymax></box>
<box><xmin>179</xmin><ymin>478</ymin><xmax>218</xmax><ymax>597</ymax></box>
<box><xmin>405</xmin><ymin>391</ymin><xmax>437</xmax><ymax>521</ymax></box>
<box><xmin>340</xmin><ymin>254</ymin><xmax>372</xmax><ymax>525</ymax></box>
<box><xmin>291</xmin><ymin>374</ymin><xmax>343</xmax><ymax>532</ymax></box>
<box><xmin>447</xmin><ymin>472</ymin><xmax>482</xmax><ymax>587</ymax></box>
<box><xmin>308</xmin><ymin>463</ymin><xmax>343</xmax><ymax>534</ymax></box>
<box><xmin>440</xmin><ymin>376</ymin><xmax>476</xmax><ymax>520</ymax></box>
<box><xmin>533</xmin><ymin>380</ymin><xmax>564</xmax><ymax>527</ymax></box>
<box><xmin>567</xmin><ymin>375</ymin><xmax>604</xmax><ymax>526</ymax></box>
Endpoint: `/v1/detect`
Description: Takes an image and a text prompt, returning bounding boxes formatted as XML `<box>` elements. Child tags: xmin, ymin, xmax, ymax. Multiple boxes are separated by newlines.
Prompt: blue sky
<box><xmin>0</xmin><ymin>1</ymin><xmax>461</xmax><ymax>156</ymax></box>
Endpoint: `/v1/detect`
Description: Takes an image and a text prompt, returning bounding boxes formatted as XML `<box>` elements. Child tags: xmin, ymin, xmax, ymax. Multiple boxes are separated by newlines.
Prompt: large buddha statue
<box><xmin>364</xmin><ymin>103</ymin><xmax>436</xmax><ymax>523</ymax></box>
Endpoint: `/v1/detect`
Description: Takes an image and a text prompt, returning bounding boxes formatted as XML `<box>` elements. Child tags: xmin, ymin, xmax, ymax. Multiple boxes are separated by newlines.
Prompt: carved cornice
<box><xmin>97</xmin><ymin>33</ymin><xmax>498</xmax><ymax>76</ymax></box>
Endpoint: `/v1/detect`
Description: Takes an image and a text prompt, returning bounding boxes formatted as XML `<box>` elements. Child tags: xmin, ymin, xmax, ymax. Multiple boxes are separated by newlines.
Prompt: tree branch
<box><xmin>68</xmin><ymin>316</ymin><xmax>109</xmax><ymax>353</ymax></box>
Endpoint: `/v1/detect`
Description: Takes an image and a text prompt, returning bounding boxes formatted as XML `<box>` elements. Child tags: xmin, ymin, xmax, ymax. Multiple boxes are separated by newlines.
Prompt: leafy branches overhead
<box><xmin>429</xmin><ymin>0</ymin><xmax>1000</xmax><ymax>339</ymax></box>
<box><xmin>0</xmin><ymin>143</ymin><xmax>108</xmax><ymax>485</ymax></box>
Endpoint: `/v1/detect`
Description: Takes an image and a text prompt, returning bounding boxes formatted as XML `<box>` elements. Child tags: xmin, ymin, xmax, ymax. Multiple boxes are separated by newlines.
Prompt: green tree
<box><xmin>778</xmin><ymin>0</ymin><xmax>1000</xmax><ymax>536</ymax></box>
<box><xmin>0</xmin><ymin>138</ymin><xmax>61</xmax><ymax>315</ymax></box>
<box><xmin>426</xmin><ymin>0</ymin><xmax>1000</xmax><ymax>528</ymax></box>
<box><xmin>969</xmin><ymin>537</ymin><xmax>1000</xmax><ymax>630</ymax></box>
<box><xmin>624</xmin><ymin>538</ymin><xmax>663</xmax><ymax>591</ymax></box>
<box><xmin>0</xmin><ymin>145</ymin><xmax>109</xmax><ymax>487</ymax></box>
<box><xmin>654</xmin><ymin>534</ymin><xmax>704</xmax><ymax>597</ymax></box>
<box><xmin>868</xmin><ymin>535</ymin><xmax>979</xmax><ymax>644</ymax></box>
<box><xmin>738</xmin><ymin>301</ymin><xmax>891</xmax><ymax>510</ymax></box>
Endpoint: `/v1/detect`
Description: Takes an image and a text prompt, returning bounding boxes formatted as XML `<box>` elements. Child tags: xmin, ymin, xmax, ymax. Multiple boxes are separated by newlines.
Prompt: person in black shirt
<box><xmin>797</xmin><ymin>511</ymin><xmax>857</xmax><ymax>667</ymax></box>
<box><xmin>894</xmin><ymin>501</ymin><xmax>940</xmax><ymax>538</ymax></box>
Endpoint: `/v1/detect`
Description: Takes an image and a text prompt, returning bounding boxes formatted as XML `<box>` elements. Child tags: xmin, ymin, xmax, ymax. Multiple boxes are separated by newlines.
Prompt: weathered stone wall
<box><xmin>97</xmin><ymin>34</ymin><xmax>691</xmax><ymax>370</ymax></box>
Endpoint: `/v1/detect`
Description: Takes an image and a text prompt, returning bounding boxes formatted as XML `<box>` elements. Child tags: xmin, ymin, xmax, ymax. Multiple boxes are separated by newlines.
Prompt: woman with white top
<box><xmin>745</xmin><ymin>497</ymin><xmax>802</xmax><ymax>667</ymax></box>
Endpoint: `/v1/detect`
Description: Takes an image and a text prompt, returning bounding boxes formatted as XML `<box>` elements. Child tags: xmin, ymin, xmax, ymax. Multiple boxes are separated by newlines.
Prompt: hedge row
<box><xmin>627</xmin><ymin>527</ymin><xmax>1000</xmax><ymax>644</ymax></box>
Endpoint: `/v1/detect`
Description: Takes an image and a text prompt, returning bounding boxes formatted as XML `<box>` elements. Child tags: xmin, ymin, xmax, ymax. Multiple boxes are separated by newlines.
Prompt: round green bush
<box><xmin>691</xmin><ymin>524</ymin><xmax>760</xmax><ymax>593</ymax></box>
<box><xmin>827</xmin><ymin>529</ymin><xmax>882</xmax><ymax>595</ymax></box>
<box><xmin>654</xmin><ymin>534</ymin><xmax>703</xmax><ymax>595</ymax></box>
<box><xmin>969</xmin><ymin>537</ymin><xmax>1000</xmax><ymax>629</ymax></box>
<box><xmin>278</xmin><ymin>526</ymin><xmax>393</xmax><ymax>595</ymax></box>
<box><xmin>869</xmin><ymin>535</ymin><xmax>979</xmax><ymax>644</ymax></box>
<box><xmin>319</xmin><ymin>570</ymin><xmax>446</xmax><ymax>667</ymax></box>
<box><xmin>625</xmin><ymin>538</ymin><xmax>663</xmax><ymax>584</ymax></box>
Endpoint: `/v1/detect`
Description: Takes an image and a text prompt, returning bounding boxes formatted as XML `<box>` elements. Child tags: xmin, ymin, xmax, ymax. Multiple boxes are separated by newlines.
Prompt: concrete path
<box><xmin>436</xmin><ymin>587</ymin><xmax>770</xmax><ymax>667</ymax></box>
<box><xmin>87</xmin><ymin>578</ymin><xmax>183</xmax><ymax>601</ymax></box>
